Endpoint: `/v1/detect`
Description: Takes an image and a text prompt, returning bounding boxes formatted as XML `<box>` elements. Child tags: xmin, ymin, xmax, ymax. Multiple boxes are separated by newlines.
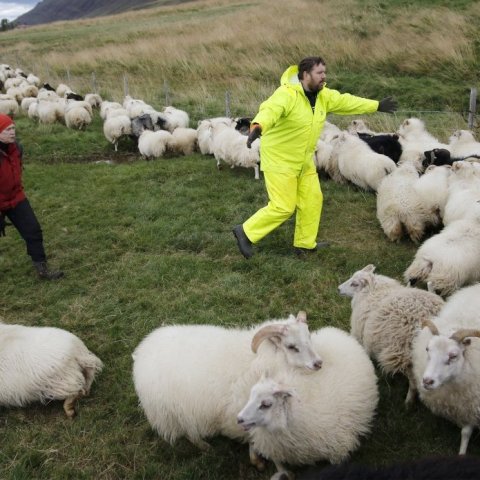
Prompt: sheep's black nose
<box><xmin>313</xmin><ymin>360</ymin><xmax>323</xmax><ymax>370</ymax></box>
<box><xmin>237</xmin><ymin>417</ymin><xmax>244</xmax><ymax>425</ymax></box>
<box><xmin>423</xmin><ymin>377</ymin><xmax>434</xmax><ymax>387</ymax></box>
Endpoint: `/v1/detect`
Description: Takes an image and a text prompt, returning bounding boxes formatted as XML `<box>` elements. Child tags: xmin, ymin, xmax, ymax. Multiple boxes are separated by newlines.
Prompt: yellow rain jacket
<box><xmin>252</xmin><ymin>65</ymin><xmax>379</xmax><ymax>174</ymax></box>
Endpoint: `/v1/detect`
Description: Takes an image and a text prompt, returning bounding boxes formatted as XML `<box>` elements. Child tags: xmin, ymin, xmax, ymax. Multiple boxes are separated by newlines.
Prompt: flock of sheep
<box><xmin>3</xmin><ymin>62</ymin><xmax>480</xmax><ymax>479</ymax></box>
<box><xmin>0</xmin><ymin>63</ymin><xmax>260</xmax><ymax>178</ymax></box>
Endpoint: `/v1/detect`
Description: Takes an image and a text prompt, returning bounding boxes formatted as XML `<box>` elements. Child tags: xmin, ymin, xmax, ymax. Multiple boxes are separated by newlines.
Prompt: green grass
<box><xmin>1</xmin><ymin>107</ymin><xmax>479</xmax><ymax>479</ymax></box>
<box><xmin>1</xmin><ymin>0</ymin><xmax>480</xmax><ymax>476</ymax></box>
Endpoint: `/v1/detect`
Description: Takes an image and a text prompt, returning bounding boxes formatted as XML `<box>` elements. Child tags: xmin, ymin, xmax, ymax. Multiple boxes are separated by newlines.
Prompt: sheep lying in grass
<box><xmin>132</xmin><ymin>312</ymin><xmax>322</xmax><ymax>466</ymax></box>
<box><xmin>338</xmin><ymin>264</ymin><xmax>444</xmax><ymax>405</ymax></box>
<box><xmin>404</xmin><ymin>213</ymin><xmax>480</xmax><ymax>296</ymax></box>
<box><xmin>0</xmin><ymin>319</ymin><xmax>103</xmax><ymax>418</ymax></box>
<box><xmin>237</xmin><ymin>326</ymin><xmax>378</xmax><ymax>479</ymax></box>
<box><xmin>412</xmin><ymin>283</ymin><xmax>480</xmax><ymax>454</ymax></box>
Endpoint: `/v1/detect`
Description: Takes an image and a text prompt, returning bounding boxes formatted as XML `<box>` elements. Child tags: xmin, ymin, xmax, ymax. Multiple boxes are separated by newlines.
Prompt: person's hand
<box><xmin>377</xmin><ymin>96</ymin><xmax>398</xmax><ymax>114</ymax></box>
<box><xmin>247</xmin><ymin>124</ymin><xmax>262</xmax><ymax>149</ymax></box>
<box><xmin>0</xmin><ymin>215</ymin><xmax>6</xmax><ymax>237</ymax></box>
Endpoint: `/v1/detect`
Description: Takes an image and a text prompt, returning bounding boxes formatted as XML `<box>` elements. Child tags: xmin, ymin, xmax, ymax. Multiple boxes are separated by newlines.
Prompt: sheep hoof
<box><xmin>192</xmin><ymin>438</ymin><xmax>211</xmax><ymax>451</ymax></box>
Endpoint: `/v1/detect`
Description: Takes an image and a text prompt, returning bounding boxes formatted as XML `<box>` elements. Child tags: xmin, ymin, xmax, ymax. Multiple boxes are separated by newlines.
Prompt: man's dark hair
<box><xmin>298</xmin><ymin>56</ymin><xmax>326</xmax><ymax>80</ymax></box>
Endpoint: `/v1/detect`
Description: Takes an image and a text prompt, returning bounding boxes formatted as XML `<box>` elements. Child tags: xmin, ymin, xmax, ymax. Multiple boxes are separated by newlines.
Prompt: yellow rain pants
<box><xmin>243</xmin><ymin>169</ymin><xmax>322</xmax><ymax>249</ymax></box>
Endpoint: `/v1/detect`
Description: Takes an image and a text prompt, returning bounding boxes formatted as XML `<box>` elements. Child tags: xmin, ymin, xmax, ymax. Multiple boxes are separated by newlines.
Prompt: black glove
<box><xmin>246</xmin><ymin>124</ymin><xmax>262</xmax><ymax>149</ymax></box>
<box><xmin>0</xmin><ymin>215</ymin><xmax>5</xmax><ymax>237</ymax></box>
<box><xmin>377</xmin><ymin>96</ymin><xmax>398</xmax><ymax>114</ymax></box>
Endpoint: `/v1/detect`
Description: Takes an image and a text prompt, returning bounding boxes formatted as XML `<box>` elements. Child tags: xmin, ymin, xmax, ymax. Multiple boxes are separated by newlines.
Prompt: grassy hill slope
<box><xmin>2</xmin><ymin>0</ymin><xmax>480</xmax><ymax>117</ymax></box>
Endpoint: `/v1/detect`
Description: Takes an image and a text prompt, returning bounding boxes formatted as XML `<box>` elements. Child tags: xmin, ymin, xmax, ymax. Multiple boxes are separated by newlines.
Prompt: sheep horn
<box><xmin>251</xmin><ymin>325</ymin><xmax>287</xmax><ymax>353</ymax></box>
<box><xmin>450</xmin><ymin>329</ymin><xmax>480</xmax><ymax>344</ymax></box>
<box><xmin>421</xmin><ymin>318</ymin><xmax>439</xmax><ymax>335</ymax></box>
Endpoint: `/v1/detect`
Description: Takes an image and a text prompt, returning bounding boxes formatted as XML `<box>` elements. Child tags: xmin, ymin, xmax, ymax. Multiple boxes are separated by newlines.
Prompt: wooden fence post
<box><xmin>468</xmin><ymin>87</ymin><xmax>477</xmax><ymax>130</ymax></box>
<box><xmin>123</xmin><ymin>74</ymin><xmax>129</xmax><ymax>97</ymax></box>
<box><xmin>164</xmin><ymin>79</ymin><xmax>170</xmax><ymax>106</ymax></box>
<box><xmin>92</xmin><ymin>72</ymin><xmax>97</xmax><ymax>94</ymax></box>
<box><xmin>225</xmin><ymin>90</ymin><xmax>231</xmax><ymax>117</ymax></box>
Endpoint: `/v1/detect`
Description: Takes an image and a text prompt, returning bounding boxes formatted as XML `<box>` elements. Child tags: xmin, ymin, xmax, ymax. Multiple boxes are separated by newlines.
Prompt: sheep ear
<box><xmin>296</xmin><ymin>311</ymin><xmax>307</xmax><ymax>324</ymax></box>
<box><xmin>362</xmin><ymin>264</ymin><xmax>376</xmax><ymax>273</ymax></box>
<box><xmin>273</xmin><ymin>388</ymin><xmax>295</xmax><ymax>400</ymax></box>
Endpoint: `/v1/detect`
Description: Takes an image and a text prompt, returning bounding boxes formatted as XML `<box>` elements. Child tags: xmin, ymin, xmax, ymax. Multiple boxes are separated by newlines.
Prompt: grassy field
<box><xmin>1</xmin><ymin>0</ymin><xmax>480</xmax><ymax>478</ymax></box>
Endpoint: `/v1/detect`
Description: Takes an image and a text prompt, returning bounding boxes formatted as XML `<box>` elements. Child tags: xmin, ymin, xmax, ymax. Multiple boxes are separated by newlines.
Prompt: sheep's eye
<box><xmin>351</xmin><ymin>281</ymin><xmax>359</xmax><ymax>287</ymax></box>
<box><xmin>287</xmin><ymin>344</ymin><xmax>300</xmax><ymax>352</ymax></box>
<box><xmin>260</xmin><ymin>401</ymin><xmax>272</xmax><ymax>410</ymax></box>
<box><xmin>425</xmin><ymin>347</ymin><xmax>429</xmax><ymax>353</ymax></box>
<box><xmin>447</xmin><ymin>353</ymin><xmax>458</xmax><ymax>364</ymax></box>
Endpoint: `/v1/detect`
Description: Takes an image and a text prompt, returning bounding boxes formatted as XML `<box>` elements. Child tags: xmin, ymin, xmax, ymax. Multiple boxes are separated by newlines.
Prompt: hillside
<box><xmin>16</xmin><ymin>0</ymin><xmax>194</xmax><ymax>25</ymax></box>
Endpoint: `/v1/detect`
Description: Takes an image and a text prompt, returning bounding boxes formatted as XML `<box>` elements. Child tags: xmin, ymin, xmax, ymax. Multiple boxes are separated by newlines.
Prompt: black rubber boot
<box><xmin>33</xmin><ymin>261</ymin><xmax>64</xmax><ymax>280</ymax></box>
<box><xmin>232</xmin><ymin>225</ymin><xmax>254</xmax><ymax>259</ymax></box>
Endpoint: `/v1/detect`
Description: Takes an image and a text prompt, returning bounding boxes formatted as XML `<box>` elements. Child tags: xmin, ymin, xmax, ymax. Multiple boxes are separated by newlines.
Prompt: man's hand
<box><xmin>247</xmin><ymin>124</ymin><xmax>262</xmax><ymax>149</ymax></box>
<box><xmin>377</xmin><ymin>96</ymin><xmax>398</xmax><ymax>114</ymax></box>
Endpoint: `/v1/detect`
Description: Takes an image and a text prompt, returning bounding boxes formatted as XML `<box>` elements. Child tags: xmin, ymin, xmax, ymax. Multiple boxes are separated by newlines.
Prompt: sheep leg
<box><xmin>404</xmin><ymin>367</ymin><xmax>417</xmax><ymax>407</ymax></box>
<box><xmin>189</xmin><ymin>437</ymin><xmax>211</xmax><ymax>451</ymax></box>
<box><xmin>271</xmin><ymin>461</ymin><xmax>293</xmax><ymax>480</ymax></box>
<box><xmin>254</xmin><ymin>165</ymin><xmax>260</xmax><ymax>180</ymax></box>
<box><xmin>459</xmin><ymin>425</ymin><xmax>474</xmax><ymax>455</ymax></box>
<box><xmin>427</xmin><ymin>281</ymin><xmax>434</xmax><ymax>293</ymax></box>
<box><xmin>82</xmin><ymin>366</ymin><xmax>96</xmax><ymax>396</ymax></box>
<box><xmin>249</xmin><ymin>443</ymin><xmax>266</xmax><ymax>471</ymax></box>
<box><xmin>63</xmin><ymin>391</ymin><xmax>84</xmax><ymax>419</ymax></box>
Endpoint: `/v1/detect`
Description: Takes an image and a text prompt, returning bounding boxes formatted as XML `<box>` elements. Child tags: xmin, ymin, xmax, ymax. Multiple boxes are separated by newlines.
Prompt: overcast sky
<box><xmin>0</xmin><ymin>0</ymin><xmax>37</xmax><ymax>21</ymax></box>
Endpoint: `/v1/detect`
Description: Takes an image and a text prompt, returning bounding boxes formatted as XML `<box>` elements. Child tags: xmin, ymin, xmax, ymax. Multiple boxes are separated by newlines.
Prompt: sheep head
<box><xmin>251</xmin><ymin>311</ymin><xmax>322</xmax><ymax>371</ymax></box>
<box><xmin>237</xmin><ymin>375</ymin><xmax>295</xmax><ymax>433</ymax></box>
<box><xmin>338</xmin><ymin>265</ymin><xmax>376</xmax><ymax>297</ymax></box>
<box><xmin>422</xmin><ymin>328</ymin><xmax>480</xmax><ymax>391</ymax></box>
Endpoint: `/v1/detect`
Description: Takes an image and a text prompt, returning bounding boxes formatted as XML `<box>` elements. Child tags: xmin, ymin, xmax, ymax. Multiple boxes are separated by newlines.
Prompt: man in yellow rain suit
<box><xmin>233</xmin><ymin>56</ymin><xmax>397</xmax><ymax>259</ymax></box>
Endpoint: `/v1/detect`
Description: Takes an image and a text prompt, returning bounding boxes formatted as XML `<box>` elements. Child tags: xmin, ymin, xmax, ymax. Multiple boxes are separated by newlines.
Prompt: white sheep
<box><xmin>319</xmin><ymin>120</ymin><xmax>342</xmax><ymax>142</ymax></box>
<box><xmin>132</xmin><ymin>312</ymin><xmax>322</xmax><ymax>464</ymax></box>
<box><xmin>0</xmin><ymin>96</ymin><xmax>19</xmax><ymax>115</ymax></box>
<box><xmin>65</xmin><ymin>106</ymin><xmax>92</xmax><ymax>130</ymax></box>
<box><xmin>100</xmin><ymin>101</ymin><xmax>123</xmax><ymax>120</ymax></box>
<box><xmin>84</xmin><ymin>93</ymin><xmax>102</xmax><ymax>108</ymax></box>
<box><xmin>211</xmin><ymin>122</ymin><xmax>260</xmax><ymax>179</ymax></box>
<box><xmin>397</xmin><ymin>118</ymin><xmax>449</xmax><ymax>161</ymax></box>
<box><xmin>197</xmin><ymin>117</ymin><xmax>234</xmax><ymax>155</ymax></box>
<box><xmin>376</xmin><ymin>154</ymin><xmax>440</xmax><ymax>243</ymax></box>
<box><xmin>0</xmin><ymin>319</ymin><xmax>103</xmax><ymax>418</ymax></box>
<box><xmin>37</xmin><ymin>99</ymin><xmax>64</xmax><ymax>124</ymax></box>
<box><xmin>162</xmin><ymin>105</ymin><xmax>189</xmax><ymax>132</ymax></box>
<box><xmin>20</xmin><ymin>96</ymin><xmax>38</xmax><ymax>114</ymax></box>
<box><xmin>237</xmin><ymin>326</ymin><xmax>378</xmax><ymax>479</ymax></box>
<box><xmin>103</xmin><ymin>115</ymin><xmax>132</xmax><ymax>151</ymax></box>
<box><xmin>412</xmin><ymin>283</ymin><xmax>480</xmax><ymax>454</ymax></box>
<box><xmin>329</xmin><ymin>132</ymin><xmax>396</xmax><ymax>191</ymax></box>
<box><xmin>168</xmin><ymin>127</ymin><xmax>198</xmax><ymax>156</ymax></box>
<box><xmin>338</xmin><ymin>264</ymin><xmax>444</xmax><ymax>404</ymax></box>
<box><xmin>26</xmin><ymin>73</ymin><xmax>40</xmax><ymax>87</ymax></box>
<box><xmin>56</xmin><ymin>83</ymin><xmax>71</xmax><ymax>98</ymax></box>
<box><xmin>443</xmin><ymin>161</ymin><xmax>480</xmax><ymax>225</ymax></box>
<box><xmin>448</xmin><ymin>130</ymin><xmax>480</xmax><ymax>158</ymax></box>
<box><xmin>137</xmin><ymin>129</ymin><xmax>173</xmax><ymax>159</ymax></box>
<box><xmin>404</xmin><ymin>214</ymin><xmax>480</xmax><ymax>296</ymax></box>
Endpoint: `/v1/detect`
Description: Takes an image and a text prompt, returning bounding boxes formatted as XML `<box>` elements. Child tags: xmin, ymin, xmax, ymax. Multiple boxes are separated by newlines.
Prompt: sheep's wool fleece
<box><xmin>252</xmin><ymin>65</ymin><xmax>378</xmax><ymax>174</ymax></box>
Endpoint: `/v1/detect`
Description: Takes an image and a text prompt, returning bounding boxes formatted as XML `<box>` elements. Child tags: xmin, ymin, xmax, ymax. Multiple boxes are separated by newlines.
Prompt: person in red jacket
<box><xmin>0</xmin><ymin>114</ymin><xmax>63</xmax><ymax>280</ymax></box>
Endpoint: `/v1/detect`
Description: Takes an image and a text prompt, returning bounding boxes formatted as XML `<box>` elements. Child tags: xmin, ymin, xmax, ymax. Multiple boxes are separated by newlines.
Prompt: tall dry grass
<box><xmin>1</xmin><ymin>0</ymin><xmax>479</xmax><ymax>116</ymax></box>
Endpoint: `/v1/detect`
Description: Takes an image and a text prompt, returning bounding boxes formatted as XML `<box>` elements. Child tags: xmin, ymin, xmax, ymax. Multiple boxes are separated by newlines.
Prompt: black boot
<box><xmin>232</xmin><ymin>225</ymin><xmax>254</xmax><ymax>259</ymax></box>
<box><xmin>33</xmin><ymin>261</ymin><xmax>64</xmax><ymax>280</ymax></box>
<box><xmin>294</xmin><ymin>241</ymin><xmax>330</xmax><ymax>256</ymax></box>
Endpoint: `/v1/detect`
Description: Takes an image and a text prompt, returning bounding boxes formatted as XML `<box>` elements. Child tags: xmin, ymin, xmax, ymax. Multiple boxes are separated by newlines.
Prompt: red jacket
<box><xmin>0</xmin><ymin>142</ymin><xmax>26</xmax><ymax>212</ymax></box>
